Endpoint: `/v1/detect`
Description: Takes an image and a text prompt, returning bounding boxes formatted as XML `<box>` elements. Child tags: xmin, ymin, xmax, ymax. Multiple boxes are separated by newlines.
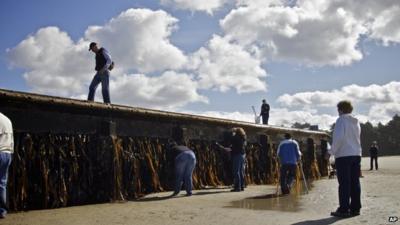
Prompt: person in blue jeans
<box><xmin>170</xmin><ymin>141</ymin><xmax>196</xmax><ymax>196</ymax></box>
<box><xmin>327</xmin><ymin>100</ymin><xmax>362</xmax><ymax>218</ymax></box>
<box><xmin>227</xmin><ymin>127</ymin><xmax>247</xmax><ymax>192</ymax></box>
<box><xmin>277</xmin><ymin>133</ymin><xmax>301</xmax><ymax>195</ymax></box>
<box><xmin>88</xmin><ymin>42</ymin><xmax>112</xmax><ymax>103</ymax></box>
<box><xmin>0</xmin><ymin>112</ymin><xmax>13</xmax><ymax>219</ymax></box>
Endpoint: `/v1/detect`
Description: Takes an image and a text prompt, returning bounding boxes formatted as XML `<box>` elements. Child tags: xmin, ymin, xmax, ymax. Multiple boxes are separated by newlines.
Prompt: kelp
<box><xmin>7</xmin><ymin>132</ymin><xmax>325</xmax><ymax>211</ymax></box>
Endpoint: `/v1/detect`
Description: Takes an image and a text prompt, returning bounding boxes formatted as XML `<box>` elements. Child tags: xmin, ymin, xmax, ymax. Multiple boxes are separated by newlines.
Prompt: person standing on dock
<box><xmin>87</xmin><ymin>42</ymin><xmax>113</xmax><ymax>104</ymax></box>
<box><xmin>277</xmin><ymin>133</ymin><xmax>301</xmax><ymax>195</ymax></box>
<box><xmin>260</xmin><ymin>99</ymin><xmax>270</xmax><ymax>125</ymax></box>
<box><xmin>328</xmin><ymin>100</ymin><xmax>362</xmax><ymax>218</ymax></box>
<box><xmin>0</xmin><ymin>112</ymin><xmax>13</xmax><ymax>219</ymax></box>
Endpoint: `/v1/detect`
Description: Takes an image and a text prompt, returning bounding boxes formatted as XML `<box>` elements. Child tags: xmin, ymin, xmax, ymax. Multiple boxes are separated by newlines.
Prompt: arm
<box><xmin>329</xmin><ymin>117</ymin><xmax>345</xmax><ymax>157</ymax></box>
<box><xmin>101</xmin><ymin>49</ymin><xmax>112</xmax><ymax>72</ymax></box>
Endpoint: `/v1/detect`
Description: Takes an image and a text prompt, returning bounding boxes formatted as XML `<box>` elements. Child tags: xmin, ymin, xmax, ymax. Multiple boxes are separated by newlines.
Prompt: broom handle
<box><xmin>299</xmin><ymin>160</ymin><xmax>309</xmax><ymax>194</ymax></box>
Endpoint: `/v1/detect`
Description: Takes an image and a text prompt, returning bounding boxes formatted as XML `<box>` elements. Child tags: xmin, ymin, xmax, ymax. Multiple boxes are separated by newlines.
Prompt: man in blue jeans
<box><xmin>277</xmin><ymin>133</ymin><xmax>301</xmax><ymax>195</ymax></box>
<box><xmin>327</xmin><ymin>100</ymin><xmax>362</xmax><ymax>218</ymax></box>
<box><xmin>88</xmin><ymin>42</ymin><xmax>112</xmax><ymax>103</ymax></box>
<box><xmin>0</xmin><ymin>112</ymin><xmax>13</xmax><ymax>219</ymax></box>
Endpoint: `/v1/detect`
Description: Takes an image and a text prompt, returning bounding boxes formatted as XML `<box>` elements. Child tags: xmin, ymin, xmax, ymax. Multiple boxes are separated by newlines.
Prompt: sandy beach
<box><xmin>3</xmin><ymin>156</ymin><xmax>400</xmax><ymax>225</ymax></box>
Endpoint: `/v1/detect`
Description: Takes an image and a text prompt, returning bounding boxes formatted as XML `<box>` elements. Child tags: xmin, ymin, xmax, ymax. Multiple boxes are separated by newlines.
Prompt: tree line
<box><xmin>292</xmin><ymin>114</ymin><xmax>400</xmax><ymax>156</ymax></box>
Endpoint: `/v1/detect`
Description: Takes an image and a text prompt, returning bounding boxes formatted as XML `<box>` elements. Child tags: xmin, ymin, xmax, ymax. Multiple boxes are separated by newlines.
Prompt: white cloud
<box><xmin>160</xmin><ymin>0</ymin><xmax>229</xmax><ymax>14</ymax></box>
<box><xmin>84</xmin><ymin>8</ymin><xmax>187</xmax><ymax>73</ymax></box>
<box><xmin>277</xmin><ymin>82</ymin><xmax>400</xmax><ymax>108</ymax></box>
<box><xmin>110</xmin><ymin>71</ymin><xmax>208</xmax><ymax>110</ymax></box>
<box><xmin>184</xmin><ymin>107</ymin><xmax>337</xmax><ymax>130</ymax></box>
<box><xmin>221</xmin><ymin>1</ymin><xmax>366</xmax><ymax>66</ymax></box>
<box><xmin>188</xmin><ymin>35</ymin><xmax>267</xmax><ymax>93</ymax></box>
<box><xmin>221</xmin><ymin>0</ymin><xmax>400</xmax><ymax>67</ymax></box>
<box><xmin>6</xmin><ymin>27</ymin><xmax>92</xmax><ymax>96</ymax></box>
<box><xmin>277</xmin><ymin>81</ymin><xmax>400</xmax><ymax>126</ymax></box>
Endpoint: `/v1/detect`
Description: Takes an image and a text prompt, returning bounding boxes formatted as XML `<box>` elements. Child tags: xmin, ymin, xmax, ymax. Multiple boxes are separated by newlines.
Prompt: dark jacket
<box><xmin>230</xmin><ymin>135</ymin><xmax>246</xmax><ymax>155</ymax></box>
<box><xmin>95</xmin><ymin>48</ymin><xmax>107</xmax><ymax>71</ymax></box>
<box><xmin>369</xmin><ymin>146</ymin><xmax>378</xmax><ymax>157</ymax></box>
<box><xmin>260</xmin><ymin>103</ymin><xmax>270</xmax><ymax>116</ymax></box>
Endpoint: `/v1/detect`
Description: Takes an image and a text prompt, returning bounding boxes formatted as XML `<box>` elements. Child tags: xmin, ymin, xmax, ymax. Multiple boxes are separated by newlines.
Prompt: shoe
<box><xmin>171</xmin><ymin>191</ymin><xmax>179</xmax><ymax>196</ymax></box>
<box><xmin>230</xmin><ymin>189</ymin><xmax>241</xmax><ymax>192</ymax></box>
<box><xmin>350</xmin><ymin>210</ymin><xmax>360</xmax><ymax>216</ymax></box>
<box><xmin>330</xmin><ymin>210</ymin><xmax>351</xmax><ymax>218</ymax></box>
<box><xmin>0</xmin><ymin>212</ymin><xmax>6</xmax><ymax>219</ymax></box>
<box><xmin>186</xmin><ymin>192</ymin><xmax>192</xmax><ymax>196</ymax></box>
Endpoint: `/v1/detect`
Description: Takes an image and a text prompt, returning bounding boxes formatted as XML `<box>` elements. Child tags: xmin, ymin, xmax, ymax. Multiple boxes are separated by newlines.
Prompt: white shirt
<box><xmin>0</xmin><ymin>112</ymin><xmax>13</xmax><ymax>153</ymax></box>
<box><xmin>329</xmin><ymin>114</ymin><xmax>361</xmax><ymax>158</ymax></box>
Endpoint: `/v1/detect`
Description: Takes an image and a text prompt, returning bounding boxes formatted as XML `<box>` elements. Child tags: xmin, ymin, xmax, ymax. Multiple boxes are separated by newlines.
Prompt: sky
<box><xmin>1</xmin><ymin>0</ymin><xmax>400</xmax><ymax>130</ymax></box>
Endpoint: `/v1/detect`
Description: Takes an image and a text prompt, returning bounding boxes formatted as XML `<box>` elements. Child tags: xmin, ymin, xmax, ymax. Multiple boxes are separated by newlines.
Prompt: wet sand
<box><xmin>4</xmin><ymin>156</ymin><xmax>400</xmax><ymax>225</ymax></box>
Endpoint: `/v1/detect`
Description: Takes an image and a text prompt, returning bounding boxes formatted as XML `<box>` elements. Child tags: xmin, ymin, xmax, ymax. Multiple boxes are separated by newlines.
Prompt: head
<box><xmin>337</xmin><ymin>100</ymin><xmax>353</xmax><ymax>115</ymax></box>
<box><xmin>284</xmin><ymin>133</ymin><xmax>291</xmax><ymax>139</ymax></box>
<box><xmin>372</xmin><ymin>141</ymin><xmax>377</xmax><ymax>145</ymax></box>
<box><xmin>233</xmin><ymin>127</ymin><xmax>246</xmax><ymax>139</ymax></box>
<box><xmin>262</xmin><ymin>99</ymin><xmax>266</xmax><ymax>103</ymax></box>
<box><xmin>88</xmin><ymin>42</ymin><xmax>99</xmax><ymax>53</ymax></box>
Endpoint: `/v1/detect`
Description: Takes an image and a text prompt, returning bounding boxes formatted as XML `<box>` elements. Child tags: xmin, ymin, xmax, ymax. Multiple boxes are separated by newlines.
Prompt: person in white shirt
<box><xmin>327</xmin><ymin>101</ymin><xmax>362</xmax><ymax>218</ymax></box>
<box><xmin>0</xmin><ymin>112</ymin><xmax>13</xmax><ymax>219</ymax></box>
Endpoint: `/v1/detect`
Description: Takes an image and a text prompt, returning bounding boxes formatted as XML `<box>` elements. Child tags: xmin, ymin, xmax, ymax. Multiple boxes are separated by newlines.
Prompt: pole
<box><xmin>299</xmin><ymin>160</ymin><xmax>309</xmax><ymax>194</ymax></box>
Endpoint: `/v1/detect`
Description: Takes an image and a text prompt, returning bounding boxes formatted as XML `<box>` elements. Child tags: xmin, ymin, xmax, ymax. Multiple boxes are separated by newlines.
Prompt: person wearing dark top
<box><xmin>228</xmin><ymin>127</ymin><xmax>247</xmax><ymax>192</ymax></box>
<box><xmin>369</xmin><ymin>141</ymin><xmax>379</xmax><ymax>170</ymax></box>
<box><xmin>260</xmin><ymin>99</ymin><xmax>270</xmax><ymax>125</ymax></box>
<box><xmin>169</xmin><ymin>141</ymin><xmax>196</xmax><ymax>196</ymax></box>
<box><xmin>88</xmin><ymin>42</ymin><xmax>112</xmax><ymax>103</ymax></box>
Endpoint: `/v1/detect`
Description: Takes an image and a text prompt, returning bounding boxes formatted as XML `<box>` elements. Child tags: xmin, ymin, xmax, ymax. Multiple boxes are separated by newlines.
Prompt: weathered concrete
<box><xmin>0</xmin><ymin>89</ymin><xmax>329</xmax><ymax>211</ymax></box>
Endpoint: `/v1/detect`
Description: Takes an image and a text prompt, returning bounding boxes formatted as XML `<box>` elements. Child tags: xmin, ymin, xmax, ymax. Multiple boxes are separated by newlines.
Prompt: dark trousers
<box><xmin>280</xmin><ymin>164</ymin><xmax>297</xmax><ymax>193</ymax></box>
<box><xmin>88</xmin><ymin>71</ymin><xmax>110</xmax><ymax>103</ymax></box>
<box><xmin>261</xmin><ymin>115</ymin><xmax>269</xmax><ymax>125</ymax></box>
<box><xmin>335</xmin><ymin>156</ymin><xmax>361</xmax><ymax>212</ymax></box>
<box><xmin>370</xmin><ymin>156</ymin><xmax>378</xmax><ymax>170</ymax></box>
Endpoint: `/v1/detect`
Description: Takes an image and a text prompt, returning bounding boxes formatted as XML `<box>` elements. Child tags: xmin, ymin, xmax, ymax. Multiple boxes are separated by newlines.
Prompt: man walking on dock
<box><xmin>87</xmin><ymin>42</ymin><xmax>113</xmax><ymax>104</ymax></box>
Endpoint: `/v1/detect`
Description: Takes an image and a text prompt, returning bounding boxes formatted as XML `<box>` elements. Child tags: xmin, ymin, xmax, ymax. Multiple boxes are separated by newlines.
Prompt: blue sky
<box><xmin>1</xmin><ymin>0</ymin><xmax>400</xmax><ymax>129</ymax></box>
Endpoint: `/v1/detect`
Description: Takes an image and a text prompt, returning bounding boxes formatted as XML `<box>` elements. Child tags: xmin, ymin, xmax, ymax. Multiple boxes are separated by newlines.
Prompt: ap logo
<box><xmin>389</xmin><ymin>216</ymin><xmax>398</xmax><ymax>223</ymax></box>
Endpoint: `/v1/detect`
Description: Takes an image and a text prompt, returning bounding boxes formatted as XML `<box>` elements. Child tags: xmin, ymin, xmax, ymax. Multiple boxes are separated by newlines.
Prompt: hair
<box><xmin>284</xmin><ymin>133</ymin><xmax>291</xmax><ymax>139</ymax></box>
<box><xmin>233</xmin><ymin>127</ymin><xmax>246</xmax><ymax>139</ymax></box>
<box><xmin>337</xmin><ymin>100</ymin><xmax>353</xmax><ymax>114</ymax></box>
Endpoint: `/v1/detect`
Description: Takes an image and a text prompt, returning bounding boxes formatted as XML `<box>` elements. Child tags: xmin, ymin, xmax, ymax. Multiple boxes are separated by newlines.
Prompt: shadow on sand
<box><xmin>290</xmin><ymin>217</ymin><xmax>341</xmax><ymax>225</ymax></box>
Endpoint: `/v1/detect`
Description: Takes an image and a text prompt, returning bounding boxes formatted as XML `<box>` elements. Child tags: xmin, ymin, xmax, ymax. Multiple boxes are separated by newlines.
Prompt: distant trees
<box><xmin>292</xmin><ymin>114</ymin><xmax>400</xmax><ymax>156</ymax></box>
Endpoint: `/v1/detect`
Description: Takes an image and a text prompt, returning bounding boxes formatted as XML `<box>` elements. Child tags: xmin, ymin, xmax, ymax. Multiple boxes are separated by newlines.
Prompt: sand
<box><xmin>3</xmin><ymin>156</ymin><xmax>400</xmax><ymax>225</ymax></box>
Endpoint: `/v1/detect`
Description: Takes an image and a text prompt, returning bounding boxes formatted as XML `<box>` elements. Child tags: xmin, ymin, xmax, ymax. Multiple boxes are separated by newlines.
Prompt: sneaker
<box><xmin>330</xmin><ymin>210</ymin><xmax>351</xmax><ymax>218</ymax></box>
<box><xmin>171</xmin><ymin>191</ymin><xmax>179</xmax><ymax>196</ymax></box>
<box><xmin>186</xmin><ymin>192</ymin><xmax>192</xmax><ymax>196</ymax></box>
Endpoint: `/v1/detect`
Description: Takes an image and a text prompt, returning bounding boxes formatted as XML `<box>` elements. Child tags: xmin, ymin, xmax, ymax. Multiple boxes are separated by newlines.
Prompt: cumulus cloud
<box><xmin>111</xmin><ymin>71</ymin><xmax>208</xmax><ymax>110</ymax></box>
<box><xmin>188</xmin><ymin>35</ymin><xmax>267</xmax><ymax>93</ymax></box>
<box><xmin>277</xmin><ymin>81</ymin><xmax>400</xmax><ymax>126</ymax></box>
<box><xmin>184</xmin><ymin>107</ymin><xmax>337</xmax><ymax>130</ymax></box>
<box><xmin>221</xmin><ymin>0</ymin><xmax>367</xmax><ymax>66</ymax></box>
<box><xmin>277</xmin><ymin>81</ymin><xmax>400</xmax><ymax>108</ymax></box>
<box><xmin>84</xmin><ymin>8</ymin><xmax>187</xmax><ymax>73</ymax></box>
<box><xmin>160</xmin><ymin>0</ymin><xmax>229</xmax><ymax>14</ymax></box>
<box><xmin>219</xmin><ymin>0</ymin><xmax>400</xmax><ymax>67</ymax></box>
<box><xmin>7</xmin><ymin>27</ymin><xmax>92</xmax><ymax>96</ymax></box>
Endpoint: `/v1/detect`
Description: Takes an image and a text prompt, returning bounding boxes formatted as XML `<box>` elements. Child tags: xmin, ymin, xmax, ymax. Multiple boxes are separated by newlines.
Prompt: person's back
<box><xmin>278</xmin><ymin>138</ymin><xmax>301</xmax><ymax>165</ymax></box>
<box><xmin>0</xmin><ymin>112</ymin><xmax>13</xmax><ymax>219</ymax></box>
<box><xmin>0</xmin><ymin>113</ymin><xmax>13</xmax><ymax>153</ymax></box>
